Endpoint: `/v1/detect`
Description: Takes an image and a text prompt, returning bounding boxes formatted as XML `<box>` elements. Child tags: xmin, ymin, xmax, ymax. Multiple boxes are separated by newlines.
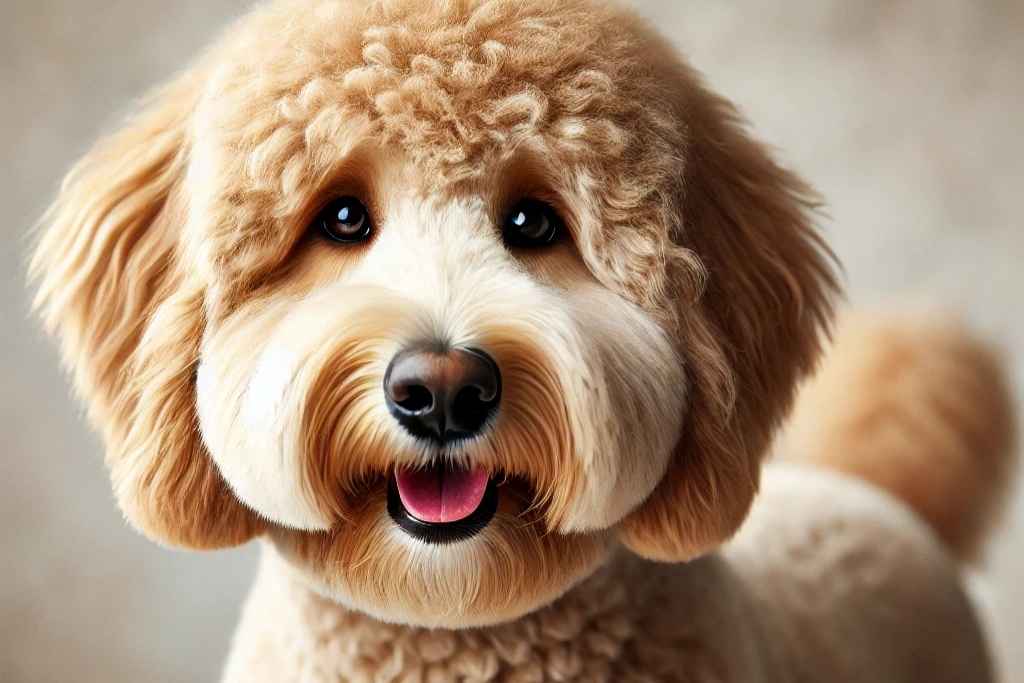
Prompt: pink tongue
<box><xmin>395</xmin><ymin>466</ymin><xmax>489</xmax><ymax>523</ymax></box>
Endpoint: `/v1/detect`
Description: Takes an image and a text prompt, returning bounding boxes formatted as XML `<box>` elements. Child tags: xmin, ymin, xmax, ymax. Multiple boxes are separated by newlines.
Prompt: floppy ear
<box><xmin>30</xmin><ymin>71</ymin><xmax>263</xmax><ymax>549</ymax></box>
<box><xmin>618</xmin><ymin>73</ymin><xmax>839</xmax><ymax>562</ymax></box>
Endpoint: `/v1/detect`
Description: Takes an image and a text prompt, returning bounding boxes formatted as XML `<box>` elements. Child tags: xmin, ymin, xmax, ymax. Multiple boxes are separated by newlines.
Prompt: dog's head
<box><xmin>32</xmin><ymin>0</ymin><xmax>836</xmax><ymax>627</ymax></box>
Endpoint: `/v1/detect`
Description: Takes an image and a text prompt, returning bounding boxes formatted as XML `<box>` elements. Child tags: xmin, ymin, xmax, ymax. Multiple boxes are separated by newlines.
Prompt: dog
<box><xmin>31</xmin><ymin>0</ymin><xmax>1017</xmax><ymax>680</ymax></box>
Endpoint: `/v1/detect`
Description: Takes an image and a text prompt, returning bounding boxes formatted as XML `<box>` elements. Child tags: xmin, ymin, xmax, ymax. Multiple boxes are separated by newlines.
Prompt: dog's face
<box><xmin>191</xmin><ymin>142</ymin><xmax>688</xmax><ymax>624</ymax></box>
<box><xmin>32</xmin><ymin>0</ymin><xmax>835</xmax><ymax>627</ymax></box>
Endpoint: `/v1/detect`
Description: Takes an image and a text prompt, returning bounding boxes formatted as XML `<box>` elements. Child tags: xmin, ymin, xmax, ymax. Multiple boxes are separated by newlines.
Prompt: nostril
<box><xmin>395</xmin><ymin>384</ymin><xmax>434</xmax><ymax>414</ymax></box>
<box><xmin>447</xmin><ymin>351</ymin><xmax>501</xmax><ymax>436</ymax></box>
<box><xmin>452</xmin><ymin>384</ymin><xmax>495</xmax><ymax>418</ymax></box>
<box><xmin>460</xmin><ymin>347</ymin><xmax>500</xmax><ymax>400</ymax></box>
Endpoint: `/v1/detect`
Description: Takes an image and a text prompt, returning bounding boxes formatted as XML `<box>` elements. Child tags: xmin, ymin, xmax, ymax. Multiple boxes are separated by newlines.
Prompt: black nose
<box><xmin>384</xmin><ymin>345</ymin><xmax>501</xmax><ymax>442</ymax></box>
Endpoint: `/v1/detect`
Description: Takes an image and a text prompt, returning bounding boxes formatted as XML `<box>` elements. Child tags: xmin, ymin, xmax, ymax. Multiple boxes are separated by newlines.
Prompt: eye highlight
<box><xmin>316</xmin><ymin>196</ymin><xmax>373</xmax><ymax>243</ymax></box>
<box><xmin>502</xmin><ymin>199</ymin><xmax>562</xmax><ymax>248</ymax></box>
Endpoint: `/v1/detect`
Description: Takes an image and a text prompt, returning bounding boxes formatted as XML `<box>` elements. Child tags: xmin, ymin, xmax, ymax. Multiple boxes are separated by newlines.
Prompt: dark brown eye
<box><xmin>503</xmin><ymin>199</ymin><xmax>561</xmax><ymax>247</ymax></box>
<box><xmin>317</xmin><ymin>196</ymin><xmax>372</xmax><ymax>243</ymax></box>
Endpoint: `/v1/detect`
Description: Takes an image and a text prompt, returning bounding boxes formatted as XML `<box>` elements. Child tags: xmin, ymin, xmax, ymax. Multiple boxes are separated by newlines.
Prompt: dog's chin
<box><xmin>266</xmin><ymin>463</ymin><xmax>613</xmax><ymax>629</ymax></box>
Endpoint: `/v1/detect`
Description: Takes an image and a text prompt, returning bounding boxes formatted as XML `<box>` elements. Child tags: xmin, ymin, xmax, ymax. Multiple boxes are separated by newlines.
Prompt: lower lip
<box><xmin>386</xmin><ymin>474</ymin><xmax>499</xmax><ymax>545</ymax></box>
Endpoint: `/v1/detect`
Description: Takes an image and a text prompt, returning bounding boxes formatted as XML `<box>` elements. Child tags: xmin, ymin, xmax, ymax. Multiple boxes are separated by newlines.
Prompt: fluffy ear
<box><xmin>30</xmin><ymin>71</ymin><xmax>263</xmax><ymax>549</ymax></box>
<box><xmin>618</xmin><ymin>74</ymin><xmax>839</xmax><ymax>562</ymax></box>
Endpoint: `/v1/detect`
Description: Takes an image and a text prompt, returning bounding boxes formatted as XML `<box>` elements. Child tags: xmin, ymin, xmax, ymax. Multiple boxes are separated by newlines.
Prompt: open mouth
<box><xmin>387</xmin><ymin>461</ymin><xmax>498</xmax><ymax>544</ymax></box>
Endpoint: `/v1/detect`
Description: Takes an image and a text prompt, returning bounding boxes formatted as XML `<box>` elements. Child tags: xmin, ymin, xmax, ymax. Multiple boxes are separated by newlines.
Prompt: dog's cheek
<box><xmin>555</xmin><ymin>284</ymin><xmax>686</xmax><ymax>532</ymax></box>
<box><xmin>195</xmin><ymin>310</ymin><xmax>332</xmax><ymax>531</ymax></box>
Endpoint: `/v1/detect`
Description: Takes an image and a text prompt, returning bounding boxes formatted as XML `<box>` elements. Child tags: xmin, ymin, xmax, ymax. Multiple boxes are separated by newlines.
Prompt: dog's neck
<box><xmin>222</xmin><ymin>543</ymin><xmax>725</xmax><ymax>682</ymax></box>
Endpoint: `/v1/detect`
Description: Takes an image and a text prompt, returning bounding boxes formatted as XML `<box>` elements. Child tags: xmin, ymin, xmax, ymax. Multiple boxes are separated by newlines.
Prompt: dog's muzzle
<box><xmin>383</xmin><ymin>344</ymin><xmax>501</xmax><ymax>543</ymax></box>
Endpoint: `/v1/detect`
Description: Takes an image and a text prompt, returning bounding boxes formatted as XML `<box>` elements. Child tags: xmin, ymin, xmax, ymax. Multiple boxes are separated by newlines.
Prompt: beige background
<box><xmin>2</xmin><ymin>1</ymin><xmax>1021</xmax><ymax>681</ymax></box>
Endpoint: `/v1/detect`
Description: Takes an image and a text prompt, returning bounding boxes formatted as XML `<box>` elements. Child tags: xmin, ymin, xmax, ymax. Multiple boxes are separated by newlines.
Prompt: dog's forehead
<box><xmin>195</xmin><ymin>0</ymin><xmax>668</xmax><ymax>190</ymax></box>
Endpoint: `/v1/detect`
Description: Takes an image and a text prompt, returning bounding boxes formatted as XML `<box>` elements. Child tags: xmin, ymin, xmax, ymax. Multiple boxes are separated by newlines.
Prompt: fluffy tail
<box><xmin>778</xmin><ymin>311</ymin><xmax>1018</xmax><ymax>561</ymax></box>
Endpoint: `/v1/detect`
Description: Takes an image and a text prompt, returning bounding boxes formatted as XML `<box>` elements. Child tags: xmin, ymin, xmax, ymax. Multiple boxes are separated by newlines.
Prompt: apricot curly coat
<box><xmin>31</xmin><ymin>0</ymin><xmax>1016</xmax><ymax>680</ymax></box>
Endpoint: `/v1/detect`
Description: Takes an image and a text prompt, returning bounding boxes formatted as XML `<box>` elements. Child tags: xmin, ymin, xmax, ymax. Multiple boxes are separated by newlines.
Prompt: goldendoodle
<box><xmin>31</xmin><ymin>0</ymin><xmax>1016</xmax><ymax>680</ymax></box>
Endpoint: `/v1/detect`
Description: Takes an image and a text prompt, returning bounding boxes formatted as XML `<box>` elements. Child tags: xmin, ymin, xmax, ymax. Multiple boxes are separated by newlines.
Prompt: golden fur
<box><xmin>49</xmin><ymin>0</ymin><xmax>1024</xmax><ymax>642</ymax></box>
<box><xmin>779</xmin><ymin>311</ymin><xmax>1018</xmax><ymax>561</ymax></box>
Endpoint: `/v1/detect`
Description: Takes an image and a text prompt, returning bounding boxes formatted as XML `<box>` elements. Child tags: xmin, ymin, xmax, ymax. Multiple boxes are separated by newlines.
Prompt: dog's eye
<box><xmin>316</xmin><ymin>196</ymin><xmax>372</xmax><ymax>243</ymax></box>
<box><xmin>503</xmin><ymin>199</ymin><xmax>561</xmax><ymax>248</ymax></box>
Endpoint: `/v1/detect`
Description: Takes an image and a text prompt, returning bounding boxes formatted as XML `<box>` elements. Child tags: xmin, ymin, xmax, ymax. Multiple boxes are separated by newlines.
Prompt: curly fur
<box><xmin>29</xmin><ymin>0</ymin><xmax>1013</xmax><ymax>680</ymax></box>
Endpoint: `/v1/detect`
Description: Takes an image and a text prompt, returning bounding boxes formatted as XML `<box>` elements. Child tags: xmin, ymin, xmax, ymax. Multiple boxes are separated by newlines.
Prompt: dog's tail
<box><xmin>778</xmin><ymin>311</ymin><xmax>1018</xmax><ymax>561</ymax></box>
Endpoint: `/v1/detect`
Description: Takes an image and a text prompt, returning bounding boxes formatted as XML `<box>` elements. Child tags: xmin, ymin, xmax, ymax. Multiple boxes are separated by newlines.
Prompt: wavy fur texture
<box><xmin>779</xmin><ymin>311</ymin><xmax>1018</xmax><ymax>561</ymax></box>
<box><xmin>29</xmin><ymin>0</ymin><xmax>1013</xmax><ymax>680</ymax></box>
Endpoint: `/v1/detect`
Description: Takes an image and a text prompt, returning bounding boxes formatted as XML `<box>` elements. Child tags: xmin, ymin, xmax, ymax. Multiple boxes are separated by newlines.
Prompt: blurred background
<box><xmin>2</xmin><ymin>0</ymin><xmax>1021</xmax><ymax>680</ymax></box>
